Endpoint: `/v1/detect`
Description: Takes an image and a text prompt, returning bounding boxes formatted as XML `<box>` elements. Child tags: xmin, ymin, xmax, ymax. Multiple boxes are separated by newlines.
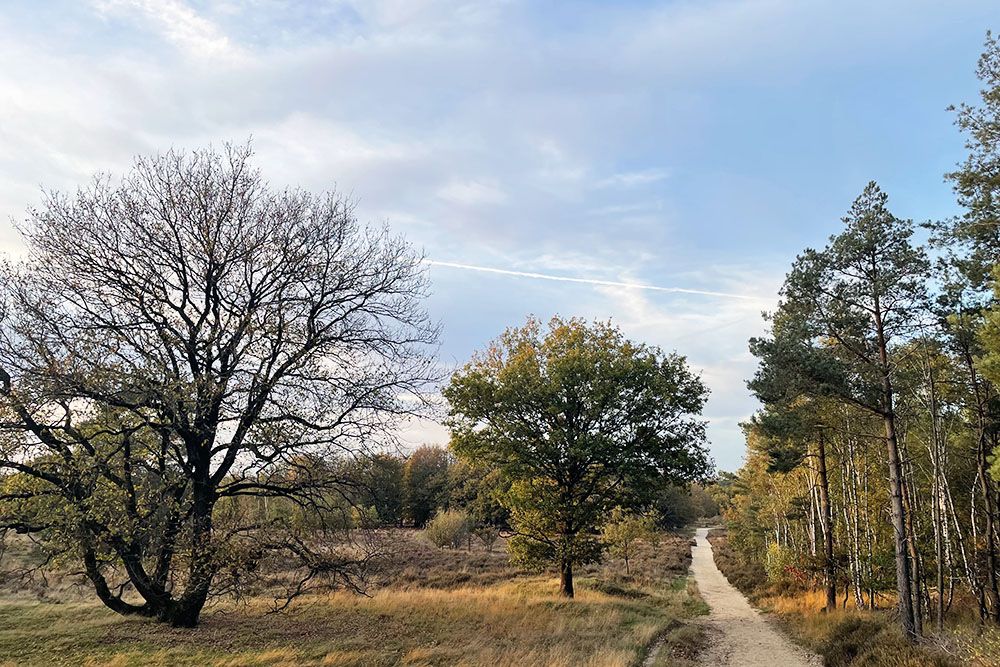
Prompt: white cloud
<box><xmin>92</xmin><ymin>0</ymin><xmax>241</xmax><ymax>60</ymax></box>
<box><xmin>425</xmin><ymin>260</ymin><xmax>769</xmax><ymax>302</ymax></box>
<box><xmin>437</xmin><ymin>179</ymin><xmax>507</xmax><ymax>206</ymax></box>
<box><xmin>0</xmin><ymin>0</ymin><xmax>988</xmax><ymax>470</ymax></box>
<box><xmin>597</xmin><ymin>168</ymin><xmax>669</xmax><ymax>188</ymax></box>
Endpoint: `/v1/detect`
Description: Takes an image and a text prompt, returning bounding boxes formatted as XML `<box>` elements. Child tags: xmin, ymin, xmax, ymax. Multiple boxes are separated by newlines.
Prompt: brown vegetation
<box><xmin>0</xmin><ymin>529</ymin><xmax>702</xmax><ymax>665</ymax></box>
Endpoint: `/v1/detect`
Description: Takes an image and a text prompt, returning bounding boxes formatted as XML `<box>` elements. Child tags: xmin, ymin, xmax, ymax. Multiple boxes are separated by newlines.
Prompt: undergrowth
<box><xmin>706</xmin><ymin>528</ymin><xmax>987</xmax><ymax>667</ymax></box>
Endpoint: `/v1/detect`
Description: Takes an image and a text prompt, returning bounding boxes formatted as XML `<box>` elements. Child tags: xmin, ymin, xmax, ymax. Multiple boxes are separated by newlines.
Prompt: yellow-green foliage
<box><xmin>764</xmin><ymin>542</ymin><xmax>795</xmax><ymax>585</ymax></box>
<box><xmin>602</xmin><ymin>508</ymin><xmax>658</xmax><ymax>573</ymax></box>
<box><xmin>424</xmin><ymin>508</ymin><xmax>471</xmax><ymax>549</ymax></box>
<box><xmin>980</xmin><ymin>270</ymin><xmax>1000</xmax><ymax>481</ymax></box>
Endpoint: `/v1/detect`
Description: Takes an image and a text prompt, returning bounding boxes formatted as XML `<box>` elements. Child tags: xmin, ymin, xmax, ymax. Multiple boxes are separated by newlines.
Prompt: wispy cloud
<box><xmin>424</xmin><ymin>260</ymin><xmax>769</xmax><ymax>302</ymax></box>
<box><xmin>596</xmin><ymin>168</ymin><xmax>669</xmax><ymax>188</ymax></box>
<box><xmin>1</xmin><ymin>0</ymin><xmax>989</xmax><ymax>469</ymax></box>
<box><xmin>92</xmin><ymin>0</ymin><xmax>239</xmax><ymax>59</ymax></box>
<box><xmin>437</xmin><ymin>179</ymin><xmax>507</xmax><ymax>206</ymax></box>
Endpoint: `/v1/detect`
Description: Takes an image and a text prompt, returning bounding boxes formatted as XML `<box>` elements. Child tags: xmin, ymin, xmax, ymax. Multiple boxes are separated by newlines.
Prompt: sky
<box><xmin>0</xmin><ymin>0</ymin><xmax>995</xmax><ymax>471</ymax></box>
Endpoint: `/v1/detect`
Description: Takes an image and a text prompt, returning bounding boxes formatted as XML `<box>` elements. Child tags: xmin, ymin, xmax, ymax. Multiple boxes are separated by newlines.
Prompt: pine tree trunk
<box><xmin>817</xmin><ymin>430</ymin><xmax>837</xmax><ymax>612</ymax></box>
<box><xmin>873</xmin><ymin>301</ymin><xmax>916</xmax><ymax>640</ymax></box>
<box><xmin>885</xmin><ymin>407</ymin><xmax>917</xmax><ymax>640</ymax></box>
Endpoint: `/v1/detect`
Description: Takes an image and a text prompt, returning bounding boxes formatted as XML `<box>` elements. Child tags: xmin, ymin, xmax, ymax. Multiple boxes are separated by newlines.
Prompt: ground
<box><xmin>0</xmin><ymin>530</ymin><xmax>707</xmax><ymax>666</ymax></box>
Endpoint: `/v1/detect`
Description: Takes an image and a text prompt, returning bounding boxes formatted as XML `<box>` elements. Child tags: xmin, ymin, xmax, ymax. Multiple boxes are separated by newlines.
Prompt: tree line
<box><xmin>729</xmin><ymin>33</ymin><xmax>1000</xmax><ymax>642</ymax></box>
<box><xmin>0</xmin><ymin>146</ymin><xmax>715</xmax><ymax>626</ymax></box>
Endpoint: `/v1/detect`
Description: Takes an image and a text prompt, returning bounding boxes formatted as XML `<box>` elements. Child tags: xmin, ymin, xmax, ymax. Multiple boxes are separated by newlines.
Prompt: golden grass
<box><xmin>0</xmin><ymin>574</ymin><xmax>702</xmax><ymax>666</ymax></box>
<box><xmin>0</xmin><ymin>530</ymin><xmax>703</xmax><ymax>665</ymax></box>
<box><xmin>750</xmin><ymin>587</ymin><xmax>1000</xmax><ymax>666</ymax></box>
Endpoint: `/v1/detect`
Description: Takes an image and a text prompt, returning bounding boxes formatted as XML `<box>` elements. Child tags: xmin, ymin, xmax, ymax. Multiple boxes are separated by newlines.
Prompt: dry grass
<box><xmin>0</xmin><ymin>530</ymin><xmax>704</xmax><ymax>666</ymax></box>
<box><xmin>757</xmin><ymin>598</ymin><xmax>965</xmax><ymax>667</ymax></box>
<box><xmin>369</xmin><ymin>529</ymin><xmax>520</xmax><ymax>590</ymax></box>
<box><xmin>0</xmin><ymin>576</ymin><xmax>695</xmax><ymax>666</ymax></box>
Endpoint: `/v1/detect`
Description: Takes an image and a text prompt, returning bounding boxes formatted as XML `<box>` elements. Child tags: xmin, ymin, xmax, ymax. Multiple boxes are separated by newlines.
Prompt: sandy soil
<box><xmin>690</xmin><ymin>527</ymin><xmax>821</xmax><ymax>667</ymax></box>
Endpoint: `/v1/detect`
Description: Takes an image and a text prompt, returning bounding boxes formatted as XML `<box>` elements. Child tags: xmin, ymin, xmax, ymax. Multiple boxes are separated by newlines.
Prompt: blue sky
<box><xmin>0</xmin><ymin>0</ymin><xmax>995</xmax><ymax>470</ymax></box>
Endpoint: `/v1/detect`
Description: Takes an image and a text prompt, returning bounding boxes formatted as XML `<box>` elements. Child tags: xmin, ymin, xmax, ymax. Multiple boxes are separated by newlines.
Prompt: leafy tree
<box><xmin>602</xmin><ymin>508</ymin><xmax>658</xmax><ymax>575</ymax></box>
<box><xmin>350</xmin><ymin>454</ymin><xmax>406</xmax><ymax>527</ymax></box>
<box><xmin>402</xmin><ymin>445</ymin><xmax>451</xmax><ymax>528</ymax></box>
<box><xmin>941</xmin><ymin>31</ymin><xmax>1000</xmax><ymax>619</ymax></box>
<box><xmin>981</xmin><ymin>277</ymin><xmax>1000</xmax><ymax>404</ymax></box>
<box><xmin>445</xmin><ymin>317</ymin><xmax>710</xmax><ymax>597</ymax></box>
<box><xmin>749</xmin><ymin>399</ymin><xmax>837</xmax><ymax>612</ymax></box>
<box><xmin>0</xmin><ymin>144</ymin><xmax>438</xmax><ymax>626</ymax></box>
<box><xmin>473</xmin><ymin>523</ymin><xmax>502</xmax><ymax>553</ymax></box>
<box><xmin>651</xmin><ymin>485</ymin><xmax>698</xmax><ymax>530</ymax></box>
<box><xmin>749</xmin><ymin>182</ymin><xmax>929</xmax><ymax>639</ymax></box>
<box><xmin>652</xmin><ymin>483</ymin><xmax>718</xmax><ymax>530</ymax></box>
<box><xmin>946</xmin><ymin>31</ymin><xmax>1000</xmax><ymax>288</ymax></box>
<box><xmin>446</xmin><ymin>461</ymin><xmax>510</xmax><ymax>548</ymax></box>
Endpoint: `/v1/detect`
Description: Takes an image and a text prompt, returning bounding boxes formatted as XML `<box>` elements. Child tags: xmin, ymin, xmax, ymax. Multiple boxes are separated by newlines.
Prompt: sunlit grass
<box><xmin>0</xmin><ymin>574</ymin><xmax>701</xmax><ymax>666</ymax></box>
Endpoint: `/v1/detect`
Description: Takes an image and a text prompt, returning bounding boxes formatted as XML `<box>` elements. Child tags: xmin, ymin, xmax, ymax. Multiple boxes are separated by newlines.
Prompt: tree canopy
<box><xmin>0</xmin><ymin>144</ymin><xmax>439</xmax><ymax>626</ymax></box>
<box><xmin>444</xmin><ymin>316</ymin><xmax>710</xmax><ymax>597</ymax></box>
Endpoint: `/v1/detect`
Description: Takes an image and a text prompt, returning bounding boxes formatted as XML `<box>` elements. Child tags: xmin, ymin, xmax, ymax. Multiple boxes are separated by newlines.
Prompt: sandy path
<box><xmin>690</xmin><ymin>527</ymin><xmax>821</xmax><ymax>667</ymax></box>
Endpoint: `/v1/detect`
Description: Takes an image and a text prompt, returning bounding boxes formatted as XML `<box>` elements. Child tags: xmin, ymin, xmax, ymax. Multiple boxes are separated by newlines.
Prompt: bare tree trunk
<box><xmin>932</xmin><ymin>451</ymin><xmax>946</xmax><ymax>633</ymax></box>
<box><xmin>818</xmin><ymin>430</ymin><xmax>836</xmax><ymax>612</ymax></box>
<box><xmin>807</xmin><ymin>473</ymin><xmax>818</xmax><ymax>558</ymax></box>
<box><xmin>885</xmin><ymin>407</ymin><xmax>917</xmax><ymax>639</ymax></box>
<box><xmin>902</xmin><ymin>460</ymin><xmax>924</xmax><ymax>636</ymax></box>
<box><xmin>841</xmin><ymin>429</ymin><xmax>865</xmax><ymax>608</ymax></box>
<box><xmin>923</xmin><ymin>354</ymin><xmax>946</xmax><ymax>632</ymax></box>
<box><xmin>559</xmin><ymin>557</ymin><xmax>574</xmax><ymax>598</ymax></box>
<box><xmin>863</xmin><ymin>450</ymin><xmax>877</xmax><ymax>609</ymax></box>
<box><xmin>945</xmin><ymin>469</ymin><xmax>982</xmax><ymax>618</ymax></box>
<box><xmin>962</xmin><ymin>348</ymin><xmax>1000</xmax><ymax>622</ymax></box>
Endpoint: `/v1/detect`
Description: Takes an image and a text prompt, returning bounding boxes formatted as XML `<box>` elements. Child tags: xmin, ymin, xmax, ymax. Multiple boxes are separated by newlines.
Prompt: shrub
<box><xmin>817</xmin><ymin>615</ymin><xmax>959</xmax><ymax>667</ymax></box>
<box><xmin>424</xmin><ymin>509</ymin><xmax>471</xmax><ymax>549</ymax></box>
<box><xmin>474</xmin><ymin>524</ymin><xmax>502</xmax><ymax>552</ymax></box>
<box><xmin>764</xmin><ymin>542</ymin><xmax>795</xmax><ymax>585</ymax></box>
<box><xmin>602</xmin><ymin>509</ymin><xmax>658</xmax><ymax>574</ymax></box>
<box><xmin>707</xmin><ymin>529</ymin><xmax>768</xmax><ymax>597</ymax></box>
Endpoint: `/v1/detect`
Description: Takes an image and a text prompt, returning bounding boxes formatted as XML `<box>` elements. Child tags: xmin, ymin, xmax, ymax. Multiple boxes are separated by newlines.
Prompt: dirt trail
<box><xmin>690</xmin><ymin>527</ymin><xmax>821</xmax><ymax>667</ymax></box>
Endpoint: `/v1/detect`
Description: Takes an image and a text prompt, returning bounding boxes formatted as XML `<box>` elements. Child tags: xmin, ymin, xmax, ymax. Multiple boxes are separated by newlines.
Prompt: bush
<box><xmin>764</xmin><ymin>542</ymin><xmax>795</xmax><ymax>585</ymax></box>
<box><xmin>474</xmin><ymin>524</ymin><xmax>502</xmax><ymax>552</ymax></box>
<box><xmin>707</xmin><ymin>529</ymin><xmax>768</xmax><ymax>597</ymax></box>
<box><xmin>424</xmin><ymin>509</ymin><xmax>471</xmax><ymax>549</ymax></box>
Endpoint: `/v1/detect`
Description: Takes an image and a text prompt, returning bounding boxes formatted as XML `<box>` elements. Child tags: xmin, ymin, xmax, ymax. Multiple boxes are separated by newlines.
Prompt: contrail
<box><xmin>423</xmin><ymin>260</ymin><xmax>767</xmax><ymax>302</ymax></box>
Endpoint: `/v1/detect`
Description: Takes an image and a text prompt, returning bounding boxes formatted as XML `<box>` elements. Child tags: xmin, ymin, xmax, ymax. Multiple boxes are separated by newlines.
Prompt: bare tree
<box><xmin>0</xmin><ymin>144</ymin><xmax>439</xmax><ymax>626</ymax></box>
